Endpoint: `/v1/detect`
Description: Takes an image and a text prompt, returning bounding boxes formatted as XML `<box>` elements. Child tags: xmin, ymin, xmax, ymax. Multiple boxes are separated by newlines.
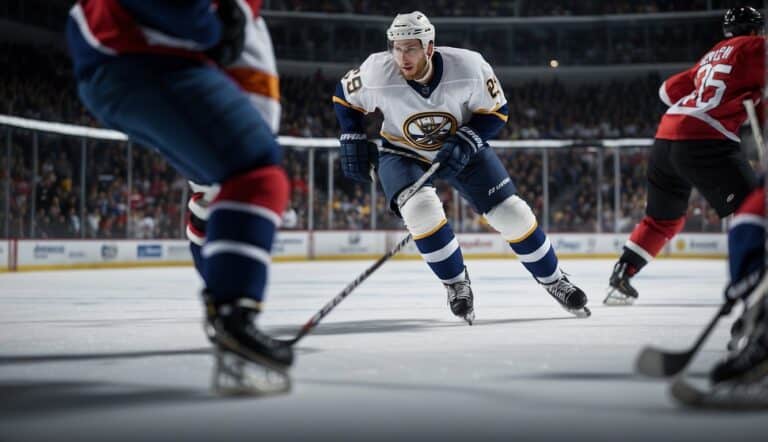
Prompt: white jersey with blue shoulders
<box><xmin>334</xmin><ymin>46</ymin><xmax>508</xmax><ymax>161</ymax></box>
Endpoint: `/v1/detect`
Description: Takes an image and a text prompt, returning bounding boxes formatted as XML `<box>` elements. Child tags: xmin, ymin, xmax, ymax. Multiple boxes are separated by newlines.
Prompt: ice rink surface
<box><xmin>1</xmin><ymin>258</ymin><xmax>765</xmax><ymax>441</ymax></box>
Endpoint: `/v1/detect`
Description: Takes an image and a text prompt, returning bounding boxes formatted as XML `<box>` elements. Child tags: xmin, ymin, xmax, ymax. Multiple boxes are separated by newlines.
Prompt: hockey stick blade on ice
<box><xmin>278</xmin><ymin>162</ymin><xmax>441</xmax><ymax>346</ymax></box>
<box><xmin>636</xmin><ymin>303</ymin><xmax>730</xmax><ymax>377</ymax></box>
<box><xmin>638</xmin><ymin>269</ymin><xmax>768</xmax><ymax>378</ymax></box>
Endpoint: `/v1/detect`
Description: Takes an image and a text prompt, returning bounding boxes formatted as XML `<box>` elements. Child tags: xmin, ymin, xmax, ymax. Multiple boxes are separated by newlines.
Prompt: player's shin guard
<box><xmin>202</xmin><ymin>165</ymin><xmax>289</xmax><ymax>303</ymax></box>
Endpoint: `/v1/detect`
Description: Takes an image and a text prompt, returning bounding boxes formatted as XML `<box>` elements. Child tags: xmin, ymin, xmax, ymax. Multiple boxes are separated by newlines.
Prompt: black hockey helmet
<box><xmin>723</xmin><ymin>6</ymin><xmax>764</xmax><ymax>38</ymax></box>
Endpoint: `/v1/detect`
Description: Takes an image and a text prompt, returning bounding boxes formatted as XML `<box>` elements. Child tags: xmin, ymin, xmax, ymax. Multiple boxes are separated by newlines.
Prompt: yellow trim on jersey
<box><xmin>473</xmin><ymin>103</ymin><xmax>509</xmax><ymax>122</ymax></box>
<box><xmin>332</xmin><ymin>96</ymin><xmax>367</xmax><ymax>114</ymax></box>
<box><xmin>380</xmin><ymin>130</ymin><xmax>416</xmax><ymax>147</ymax></box>
<box><xmin>412</xmin><ymin>218</ymin><xmax>448</xmax><ymax>240</ymax></box>
<box><xmin>506</xmin><ymin>220</ymin><xmax>539</xmax><ymax>244</ymax></box>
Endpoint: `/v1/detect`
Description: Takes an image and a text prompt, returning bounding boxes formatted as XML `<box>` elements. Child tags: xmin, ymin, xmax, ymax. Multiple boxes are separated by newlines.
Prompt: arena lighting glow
<box><xmin>549</xmin><ymin>59</ymin><xmax>560</xmax><ymax>68</ymax></box>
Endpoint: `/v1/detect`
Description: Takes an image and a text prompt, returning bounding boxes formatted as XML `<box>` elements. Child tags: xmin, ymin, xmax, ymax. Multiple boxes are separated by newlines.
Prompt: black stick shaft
<box><xmin>284</xmin><ymin>163</ymin><xmax>440</xmax><ymax>346</ymax></box>
<box><xmin>688</xmin><ymin>304</ymin><xmax>730</xmax><ymax>355</ymax></box>
<box><xmin>288</xmin><ymin>234</ymin><xmax>413</xmax><ymax>345</ymax></box>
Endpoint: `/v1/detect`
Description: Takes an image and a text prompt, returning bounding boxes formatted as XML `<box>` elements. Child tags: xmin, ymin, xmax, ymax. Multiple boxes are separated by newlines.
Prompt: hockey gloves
<box><xmin>340</xmin><ymin>134</ymin><xmax>378</xmax><ymax>183</ymax></box>
<box><xmin>434</xmin><ymin>126</ymin><xmax>487</xmax><ymax>179</ymax></box>
<box><xmin>207</xmin><ymin>0</ymin><xmax>246</xmax><ymax>67</ymax></box>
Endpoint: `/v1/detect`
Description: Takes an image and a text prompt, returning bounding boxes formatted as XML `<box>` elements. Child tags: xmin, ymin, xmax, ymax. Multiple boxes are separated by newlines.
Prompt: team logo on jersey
<box><xmin>402</xmin><ymin>112</ymin><xmax>458</xmax><ymax>151</ymax></box>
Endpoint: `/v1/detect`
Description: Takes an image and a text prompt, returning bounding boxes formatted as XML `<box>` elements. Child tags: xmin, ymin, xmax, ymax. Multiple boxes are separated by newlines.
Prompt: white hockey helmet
<box><xmin>386</xmin><ymin>11</ymin><xmax>435</xmax><ymax>49</ymax></box>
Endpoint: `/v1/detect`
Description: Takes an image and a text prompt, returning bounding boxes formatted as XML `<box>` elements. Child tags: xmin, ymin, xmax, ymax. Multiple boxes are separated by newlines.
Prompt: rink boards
<box><xmin>0</xmin><ymin>231</ymin><xmax>728</xmax><ymax>272</ymax></box>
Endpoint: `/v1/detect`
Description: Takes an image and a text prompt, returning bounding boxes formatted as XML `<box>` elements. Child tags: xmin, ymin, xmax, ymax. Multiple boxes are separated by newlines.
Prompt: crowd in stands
<box><xmin>268</xmin><ymin>15</ymin><xmax>721</xmax><ymax>65</ymax></box>
<box><xmin>2</xmin><ymin>0</ymin><xmax>752</xmax><ymax>28</ymax></box>
<box><xmin>0</xmin><ymin>43</ymin><xmax>728</xmax><ymax>239</ymax></box>
<box><xmin>263</xmin><ymin>0</ymin><xmax>756</xmax><ymax>16</ymax></box>
<box><xmin>521</xmin><ymin>0</ymin><xmax>759</xmax><ymax>16</ymax></box>
<box><xmin>4</xmin><ymin>135</ymin><xmax>186</xmax><ymax>239</ymax></box>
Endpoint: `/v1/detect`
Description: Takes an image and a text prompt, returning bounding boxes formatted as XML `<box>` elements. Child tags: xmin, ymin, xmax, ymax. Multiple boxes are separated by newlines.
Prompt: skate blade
<box><xmin>564</xmin><ymin>305</ymin><xmax>591</xmax><ymax>318</ymax></box>
<box><xmin>463</xmin><ymin>311</ymin><xmax>475</xmax><ymax>326</ymax></box>
<box><xmin>212</xmin><ymin>349</ymin><xmax>291</xmax><ymax>396</ymax></box>
<box><xmin>603</xmin><ymin>288</ymin><xmax>635</xmax><ymax>306</ymax></box>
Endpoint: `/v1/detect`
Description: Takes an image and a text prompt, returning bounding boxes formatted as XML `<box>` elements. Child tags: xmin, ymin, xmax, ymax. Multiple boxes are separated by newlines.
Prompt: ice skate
<box><xmin>604</xmin><ymin>261</ymin><xmax>639</xmax><ymax>305</ymax></box>
<box><xmin>204</xmin><ymin>295</ymin><xmax>293</xmax><ymax>395</ymax></box>
<box><xmin>712</xmin><ymin>316</ymin><xmax>768</xmax><ymax>385</ymax></box>
<box><xmin>542</xmin><ymin>274</ymin><xmax>591</xmax><ymax>318</ymax></box>
<box><xmin>444</xmin><ymin>268</ymin><xmax>475</xmax><ymax>325</ymax></box>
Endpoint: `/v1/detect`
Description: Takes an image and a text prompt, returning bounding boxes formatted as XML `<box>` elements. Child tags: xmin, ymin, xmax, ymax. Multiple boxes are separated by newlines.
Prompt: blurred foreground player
<box><xmin>67</xmin><ymin>0</ymin><xmax>292</xmax><ymax>393</ymax></box>
<box><xmin>711</xmin><ymin>185</ymin><xmax>767</xmax><ymax>386</ymax></box>
<box><xmin>333</xmin><ymin>11</ymin><xmax>590</xmax><ymax>324</ymax></box>
<box><xmin>606</xmin><ymin>6</ymin><xmax>764</xmax><ymax>305</ymax></box>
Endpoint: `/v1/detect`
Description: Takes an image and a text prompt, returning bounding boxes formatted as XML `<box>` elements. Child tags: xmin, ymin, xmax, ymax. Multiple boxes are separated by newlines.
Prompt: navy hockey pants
<box><xmin>76</xmin><ymin>55</ymin><xmax>281</xmax><ymax>185</ymax></box>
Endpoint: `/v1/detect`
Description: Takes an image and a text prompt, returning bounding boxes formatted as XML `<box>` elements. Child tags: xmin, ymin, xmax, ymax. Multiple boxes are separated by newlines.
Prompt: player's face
<box><xmin>391</xmin><ymin>39</ymin><xmax>429</xmax><ymax>80</ymax></box>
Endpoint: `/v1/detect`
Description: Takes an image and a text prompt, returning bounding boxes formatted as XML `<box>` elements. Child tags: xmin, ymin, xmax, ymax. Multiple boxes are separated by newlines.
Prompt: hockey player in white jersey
<box><xmin>333</xmin><ymin>11</ymin><xmax>590</xmax><ymax>324</ymax></box>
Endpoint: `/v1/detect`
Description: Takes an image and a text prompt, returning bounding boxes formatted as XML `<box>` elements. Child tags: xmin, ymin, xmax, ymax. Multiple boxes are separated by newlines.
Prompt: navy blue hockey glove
<box><xmin>207</xmin><ymin>0</ymin><xmax>246</xmax><ymax>67</ymax></box>
<box><xmin>339</xmin><ymin>133</ymin><xmax>378</xmax><ymax>183</ymax></box>
<box><xmin>434</xmin><ymin>126</ymin><xmax>487</xmax><ymax>179</ymax></box>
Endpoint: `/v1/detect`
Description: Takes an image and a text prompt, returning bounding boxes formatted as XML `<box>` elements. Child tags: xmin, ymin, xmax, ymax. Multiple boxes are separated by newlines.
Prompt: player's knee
<box><xmin>399</xmin><ymin>187</ymin><xmax>447</xmax><ymax>237</ymax></box>
<box><xmin>484</xmin><ymin>195</ymin><xmax>538</xmax><ymax>241</ymax></box>
<box><xmin>214</xmin><ymin>165</ymin><xmax>290</xmax><ymax>220</ymax></box>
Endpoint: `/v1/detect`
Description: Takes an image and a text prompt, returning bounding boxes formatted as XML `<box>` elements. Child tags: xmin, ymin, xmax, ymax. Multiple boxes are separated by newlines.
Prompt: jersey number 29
<box><xmin>344</xmin><ymin>68</ymin><xmax>362</xmax><ymax>94</ymax></box>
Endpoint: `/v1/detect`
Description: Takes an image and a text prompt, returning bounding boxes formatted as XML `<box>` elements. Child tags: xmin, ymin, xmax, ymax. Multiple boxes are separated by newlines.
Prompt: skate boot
<box><xmin>604</xmin><ymin>261</ymin><xmax>639</xmax><ymax>305</ymax></box>
<box><xmin>542</xmin><ymin>274</ymin><xmax>591</xmax><ymax>318</ymax></box>
<box><xmin>444</xmin><ymin>267</ymin><xmax>475</xmax><ymax>325</ymax></box>
<box><xmin>204</xmin><ymin>294</ymin><xmax>293</xmax><ymax>395</ymax></box>
<box><xmin>711</xmin><ymin>320</ymin><xmax>768</xmax><ymax>385</ymax></box>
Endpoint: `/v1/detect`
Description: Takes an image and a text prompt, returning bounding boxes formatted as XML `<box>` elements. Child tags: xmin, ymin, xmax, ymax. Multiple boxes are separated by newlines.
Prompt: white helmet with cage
<box><xmin>386</xmin><ymin>11</ymin><xmax>435</xmax><ymax>49</ymax></box>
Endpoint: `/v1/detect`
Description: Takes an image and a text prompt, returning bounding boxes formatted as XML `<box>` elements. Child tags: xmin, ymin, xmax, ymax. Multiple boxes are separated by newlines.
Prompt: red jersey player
<box><xmin>605</xmin><ymin>6</ymin><xmax>765</xmax><ymax>305</ymax></box>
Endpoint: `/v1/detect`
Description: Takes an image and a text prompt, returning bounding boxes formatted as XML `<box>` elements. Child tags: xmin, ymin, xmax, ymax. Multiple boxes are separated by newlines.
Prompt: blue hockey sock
<box><xmin>508</xmin><ymin>227</ymin><xmax>561</xmax><ymax>284</ymax></box>
<box><xmin>414</xmin><ymin>221</ymin><xmax>466</xmax><ymax>283</ymax></box>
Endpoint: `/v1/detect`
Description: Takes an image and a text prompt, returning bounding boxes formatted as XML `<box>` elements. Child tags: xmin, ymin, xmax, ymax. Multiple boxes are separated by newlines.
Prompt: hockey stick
<box><xmin>636</xmin><ymin>303</ymin><xmax>731</xmax><ymax>377</ymax></box>
<box><xmin>635</xmin><ymin>100</ymin><xmax>766</xmax><ymax>378</ymax></box>
<box><xmin>278</xmin><ymin>162</ymin><xmax>441</xmax><ymax>346</ymax></box>
<box><xmin>744</xmin><ymin>98</ymin><xmax>765</xmax><ymax>161</ymax></box>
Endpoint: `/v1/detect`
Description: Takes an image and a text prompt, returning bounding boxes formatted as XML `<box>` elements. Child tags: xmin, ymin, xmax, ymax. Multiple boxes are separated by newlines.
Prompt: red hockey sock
<box><xmin>624</xmin><ymin>216</ymin><xmax>686</xmax><ymax>270</ymax></box>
